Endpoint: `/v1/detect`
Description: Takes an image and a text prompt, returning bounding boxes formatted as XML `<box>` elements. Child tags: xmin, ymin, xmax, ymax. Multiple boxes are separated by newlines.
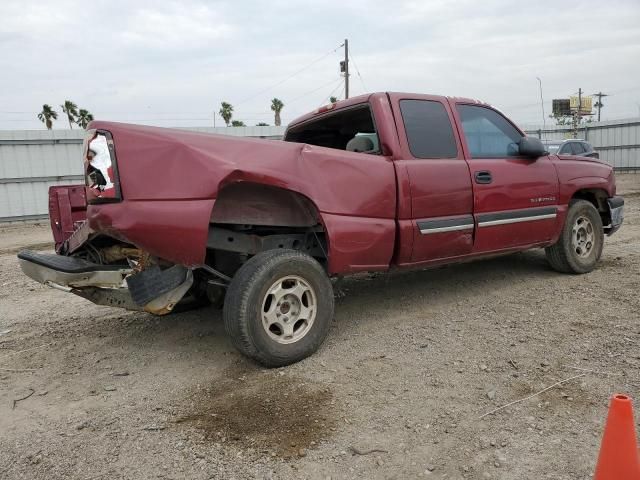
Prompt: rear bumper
<box><xmin>17</xmin><ymin>250</ymin><xmax>192</xmax><ymax>315</ymax></box>
<box><xmin>18</xmin><ymin>250</ymin><xmax>130</xmax><ymax>289</ymax></box>
<box><xmin>606</xmin><ymin>196</ymin><xmax>624</xmax><ymax>236</ymax></box>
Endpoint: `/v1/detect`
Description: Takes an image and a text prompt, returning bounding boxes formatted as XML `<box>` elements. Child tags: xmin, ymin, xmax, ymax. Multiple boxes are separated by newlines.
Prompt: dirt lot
<box><xmin>1</xmin><ymin>173</ymin><xmax>639</xmax><ymax>480</ymax></box>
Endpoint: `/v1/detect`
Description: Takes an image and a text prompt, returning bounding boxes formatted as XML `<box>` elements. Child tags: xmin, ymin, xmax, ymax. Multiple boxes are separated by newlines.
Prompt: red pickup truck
<box><xmin>18</xmin><ymin>92</ymin><xmax>624</xmax><ymax>367</ymax></box>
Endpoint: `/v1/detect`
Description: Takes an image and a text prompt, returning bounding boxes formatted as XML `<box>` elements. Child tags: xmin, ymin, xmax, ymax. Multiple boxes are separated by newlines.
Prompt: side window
<box><xmin>399</xmin><ymin>100</ymin><xmax>457</xmax><ymax>158</ymax></box>
<box><xmin>558</xmin><ymin>143</ymin><xmax>571</xmax><ymax>154</ymax></box>
<box><xmin>457</xmin><ymin>105</ymin><xmax>523</xmax><ymax>158</ymax></box>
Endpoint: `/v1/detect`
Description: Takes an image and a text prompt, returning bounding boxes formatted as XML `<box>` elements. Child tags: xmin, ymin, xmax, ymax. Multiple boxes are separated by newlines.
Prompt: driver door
<box><xmin>451</xmin><ymin>103</ymin><xmax>560</xmax><ymax>252</ymax></box>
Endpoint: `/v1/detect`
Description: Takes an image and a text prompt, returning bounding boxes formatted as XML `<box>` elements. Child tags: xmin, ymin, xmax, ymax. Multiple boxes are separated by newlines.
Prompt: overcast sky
<box><xmin>1</xmin><ymin>0</ymin><xmax>639</xmax><ymax>130</ymax></box>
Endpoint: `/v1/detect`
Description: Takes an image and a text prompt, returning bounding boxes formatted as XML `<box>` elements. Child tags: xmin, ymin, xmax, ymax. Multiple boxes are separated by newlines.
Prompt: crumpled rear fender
<box><xmin>87</xmin><ymin>199</ymin><xmax>215</xmax><ymax>266</ymax></box>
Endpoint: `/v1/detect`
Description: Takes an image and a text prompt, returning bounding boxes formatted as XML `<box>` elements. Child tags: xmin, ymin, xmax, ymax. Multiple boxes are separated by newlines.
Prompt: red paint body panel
<box><xmin>386</xmin><ymin>93</ymin><xmax>475</xmax><ymax>263</ymax></box>
<box><xmin>465</xmin><ymin>157</ymin><xmax>560</xmax><ymax>250</ymax></box>
<box><xmin>553</xmin><ymin>155</ymin><xmax>615</xmax><ymax>201</ymax></box>
<box><xmin>447</xmin><ymin>100</ymin><xmax>561</xmax><ymax>252</ymax></box>
<box><xmin>321</xmin><ymin>213</ymin><xmax>396</xmax><ymax>273</ymax></box>
<box><xmin>47</xmin><ymin>94</ymin><xmax>618</xmax><ymax>275</ymax></box>
<box><xmin>85</xmin><ymin>120</ymin><xmax>396</xmax><ymax>272</ymax></box>
<box><xmin>87</xmin><ymin>199</ymin><xmax>216</xmax><ymax>266</ymax></box>
<box><xmin>49</xmin><ymin>185</ymin><xmax>87</xmax><ymax>252</ymax></box>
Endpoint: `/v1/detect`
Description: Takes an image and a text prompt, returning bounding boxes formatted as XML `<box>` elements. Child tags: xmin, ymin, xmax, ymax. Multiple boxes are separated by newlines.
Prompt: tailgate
<box><xmin>49</xmin><ymin>185</ymin><xmax>87</xmax><ymax>251</ymax></box>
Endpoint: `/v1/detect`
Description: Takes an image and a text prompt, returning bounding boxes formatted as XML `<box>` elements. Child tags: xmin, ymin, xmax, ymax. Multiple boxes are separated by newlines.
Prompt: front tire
<box><xmin>545</xmin><ymin>200</ymin><xmax>604</xmax><ymax>274</ymax></box>
<box><xmin>223</xmin><ymin>249</ymin><xmax>334</xmax><ymax>367</ymax></box>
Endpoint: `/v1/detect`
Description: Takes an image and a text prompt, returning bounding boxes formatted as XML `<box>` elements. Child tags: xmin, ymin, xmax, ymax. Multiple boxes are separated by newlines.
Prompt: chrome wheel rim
<box><xmin>261</xmin><ymin>275</ymin><xmax>317</xmax><ymax>345</ymax></box>
<box><xmin>572</xmin><ymin>215</ymin><xmax>595</xmax><ymax>257</ymax></box>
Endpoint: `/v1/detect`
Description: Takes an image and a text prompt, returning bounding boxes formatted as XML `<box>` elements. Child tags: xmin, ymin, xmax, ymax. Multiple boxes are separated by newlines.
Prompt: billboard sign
<box><xmin>570</xmin><ymin>96</ymin><xmax>593</xmax><ymax>114</ymax></box>
<box><xmin>552</xmin><ymin>99</ymin><xmax>571</xmax><ymax>116</ymax></box>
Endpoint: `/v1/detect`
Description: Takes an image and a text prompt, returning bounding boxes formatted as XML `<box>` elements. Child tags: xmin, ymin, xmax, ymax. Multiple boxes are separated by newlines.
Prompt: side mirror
<box><xmin>519</xmin><ymin>136</ymin><xmax>547</xmax><ymax>158</ymax></box>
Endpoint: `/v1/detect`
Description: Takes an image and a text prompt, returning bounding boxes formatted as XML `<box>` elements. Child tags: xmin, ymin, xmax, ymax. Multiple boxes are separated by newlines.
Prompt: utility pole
<box><xmin>344</xmin><ymin>38</ymin><xmax>349</xmax><ymax>99</ymax></box>
<box><xmin>572</xmin><ymin>87</ymin><xmax>583</xmax><ymax>139</ymax></box>
<box><xmin>593</xmin><ymin>91</ymin><xmax>608</xmax><ymax>122</ymax></box>
<box><xmin>577</xmin><ymin>87</ymin><xmax>582</xmax><ymax>125</ymax></box>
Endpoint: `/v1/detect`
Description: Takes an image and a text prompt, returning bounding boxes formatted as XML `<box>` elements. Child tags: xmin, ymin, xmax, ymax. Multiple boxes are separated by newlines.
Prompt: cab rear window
<box><xmin>284</xmin><ymin>105</ymin><xmax>379</xmax><ymax>154</ymax></box>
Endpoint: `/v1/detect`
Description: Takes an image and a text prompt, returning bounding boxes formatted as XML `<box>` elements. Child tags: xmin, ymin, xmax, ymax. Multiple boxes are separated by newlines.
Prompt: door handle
<box><xmin>474</xmin><ymin>171</ymin><xmax>492</xmax><ymax>184</ymax></box>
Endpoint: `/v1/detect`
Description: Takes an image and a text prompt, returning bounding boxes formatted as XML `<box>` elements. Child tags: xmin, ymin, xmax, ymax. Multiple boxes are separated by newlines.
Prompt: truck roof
<box><xmin>287</xmin><ymin>92</ymin><xmax>491</xmax><ymax>128</ymax></box>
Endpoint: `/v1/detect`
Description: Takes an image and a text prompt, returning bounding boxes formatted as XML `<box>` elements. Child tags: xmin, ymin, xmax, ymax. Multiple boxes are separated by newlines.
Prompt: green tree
<box><xmin>76</xmin><ymin>109</ymin><xmax>94</xmax><ymax>129</ymax></box>
<box><xmin>37</xmin><ymin>104</ymin><xmax>58</xmax><ymax>130</ymax></box>
<box><xmin>256</xmin><ymin>122</ymin><xmax>269</xmax><ymax>126</ymax></box>
<box><xmin>231</xmin><ymin>120</ymin><xmax>246</xmax><ymax>127</ymax></box>
<box><xmin>329</xmin><ymin>96</ymin><xmax>338</xmax><ymax>103</ymax></box>
<box><xmin>271</xmin><ymin>98</ymin><xmax>284</xmax><ymax>127</ymax></box>
<box><xmin>61</xmin><ymin>100</ymin><xmax>79</xmax><ymax>129</ymax></box>
<box><xmin>549</xmin><ymin>112</ymin><xmax>590</xmax><ymax>126</ymax></box>
<box><xmin>219</xmin><ymin>101</ymin><xmax>233</xmax><ymax>126</ymax></box>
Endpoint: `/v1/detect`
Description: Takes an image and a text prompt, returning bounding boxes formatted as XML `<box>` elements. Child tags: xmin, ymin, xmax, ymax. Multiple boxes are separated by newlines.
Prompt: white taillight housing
<box><xmin>83</xmin><ymin>129</ymin><xmax>121</xmax><ymax>202</ymax></box>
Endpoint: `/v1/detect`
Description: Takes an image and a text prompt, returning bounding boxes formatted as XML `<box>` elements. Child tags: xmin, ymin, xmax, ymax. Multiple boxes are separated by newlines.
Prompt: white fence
<box><xmin>522</xmin><ymin>117</ymin><xmax>640</xmax><ymax>171</ymax></box>
<box><xmin>0</xmin><ymin>126</ymin><xmax>285</xmax><ymax>222</ymax></box>
<box><xmin>1</xmin><ymin>119</ymin><xmax>639</xmax><ymax>221</ymax></box>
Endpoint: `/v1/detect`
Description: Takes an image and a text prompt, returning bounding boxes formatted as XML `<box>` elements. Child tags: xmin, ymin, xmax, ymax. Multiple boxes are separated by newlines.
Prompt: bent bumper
<box><xmin>18</xmin><ymin>250</ymin><xmax>131</xmax><ymax>288</ymax></box>
<box><xmin>17</xmin><ymin>250</ymin><xmax>192</xmax><ymax>315</ymax></box>
<box><xmin>606</xmin><ymin>196</ymin><xmax>624</xmax><ymax>236</ymax></box>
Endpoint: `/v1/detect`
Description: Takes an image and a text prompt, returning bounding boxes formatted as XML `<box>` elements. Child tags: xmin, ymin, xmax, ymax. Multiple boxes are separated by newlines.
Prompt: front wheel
<box><xmin>545</xmin><ymin>199</ymin><xmax>604</xmax><ymax>274</ymax></box>
<box><xmin>223</xmin><ymin>249</ymin><xmax>334</xmax><ymax>367</ymax></box>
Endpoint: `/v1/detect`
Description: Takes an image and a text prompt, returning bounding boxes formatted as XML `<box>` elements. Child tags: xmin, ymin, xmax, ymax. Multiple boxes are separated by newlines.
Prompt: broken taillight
<box><xmin>83</xmin><ymin>129</ymin><xmax>121</xmax><ymax>202</ymax></box>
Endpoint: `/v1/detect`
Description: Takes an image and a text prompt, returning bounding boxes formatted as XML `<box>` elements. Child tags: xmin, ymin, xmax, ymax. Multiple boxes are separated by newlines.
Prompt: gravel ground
<box><xmin>0</xmin><ymin>173</ymin><xmax>639</xmax><ymax>480</ymax></box>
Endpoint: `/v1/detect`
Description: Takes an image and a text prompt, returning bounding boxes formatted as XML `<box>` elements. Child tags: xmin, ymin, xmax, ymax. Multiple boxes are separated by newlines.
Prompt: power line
<box><xmin>320</xmin><ymin>80</ymin><xmax>345</xmax><ymax>106</ymax></box>
<box><xmin>348</xmin><ymin>51</ymin><xmax>367</xmax><ymax>92</ymax></box>
<box><xmin>233</xmin><ymin>44</ymin><xmax>343</xmax><ymax>107</ymax></box>
<box><xmin>224</xmin><ymin>78</ymin><xmax>342</xmax><ymax>121</ymax></box>
<box><xmin>287</xmin><ymin>77</ymin><xmax>343</xmax><ymax>105</ymax></box>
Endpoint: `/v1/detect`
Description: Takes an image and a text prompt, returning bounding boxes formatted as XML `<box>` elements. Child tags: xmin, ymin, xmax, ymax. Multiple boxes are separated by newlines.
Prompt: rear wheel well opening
<box><xmin>210</xmin><ymin>182</ymin><xmax>320</xmax><ymax>228</ymax></box>
<box><xmin>205</xmin><ymin>182</ymin><xmax>328</xmax><ymax>278</ymax></box>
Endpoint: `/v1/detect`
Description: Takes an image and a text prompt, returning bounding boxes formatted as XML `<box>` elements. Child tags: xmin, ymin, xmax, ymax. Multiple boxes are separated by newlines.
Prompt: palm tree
<box><xmin>61</xmin><ymin>100</ymin><xmax>78</xmax><ymax>129</ymax></box>
<box><xmin>329</xmin><ymin>96</ymin><xmax>338</xmax><ymax>103</ymax></box>
<box><xmin>219</xmin><ymin>102</ymin><xmax>233</xmax><ymax>126</ymax></box>
<box><xmin>37</xmin><ymin>104</ymin><xmax>58</xmax><ymax>130</ymax></box>
<box><xmin>271</xmin><ymin>98</ymin><xmax>284</xmax><ymax>127</ymax></box>
<box><xmin>76</xmin><ymin>109</ymin><xmax>94</xmax><ymax>129</ymax></box>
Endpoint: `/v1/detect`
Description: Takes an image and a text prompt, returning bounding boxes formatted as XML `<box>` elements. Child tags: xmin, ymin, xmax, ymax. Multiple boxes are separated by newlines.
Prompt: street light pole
<box><xmin>536</xmin><ymin>77</ymin><xmax>546</xmax><ymax>136</ymax></box>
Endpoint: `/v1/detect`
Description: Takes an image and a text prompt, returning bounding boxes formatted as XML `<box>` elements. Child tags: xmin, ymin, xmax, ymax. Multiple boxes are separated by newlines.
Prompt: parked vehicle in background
<box><xmin>543</xmin><ymin>139</ymin><xmax>599</xmax><ymax>158</ymax></box>
<box><xmin>18</xmin><ymin>92</ymin><xmax>624</xmax><ymax>367</ymax></box>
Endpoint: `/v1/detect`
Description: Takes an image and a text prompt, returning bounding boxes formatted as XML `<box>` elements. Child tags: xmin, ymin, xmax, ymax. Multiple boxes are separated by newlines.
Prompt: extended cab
<box><xmin>18</xmin><ymin>92</ymin><xmax>624</xmax><ymax>366</ymax></box>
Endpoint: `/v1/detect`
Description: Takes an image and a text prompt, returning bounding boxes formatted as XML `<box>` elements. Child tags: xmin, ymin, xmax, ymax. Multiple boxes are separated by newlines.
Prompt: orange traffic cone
<box><xmin>594</xmin><ymin>394</ymin><xmax>640</xmax><ymax>480</ymax></box>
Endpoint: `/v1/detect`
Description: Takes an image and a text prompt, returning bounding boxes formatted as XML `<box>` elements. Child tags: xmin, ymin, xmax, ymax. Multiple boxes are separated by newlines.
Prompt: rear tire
<box><xmin>223</xmin><ymin>249</ymin><xmax>334</xmax><ymax>367</ymax></box>
<box><xmin>545</xmin><ymin>200</ymin><xmax>604</xmax><ymax>274</ymax></box>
